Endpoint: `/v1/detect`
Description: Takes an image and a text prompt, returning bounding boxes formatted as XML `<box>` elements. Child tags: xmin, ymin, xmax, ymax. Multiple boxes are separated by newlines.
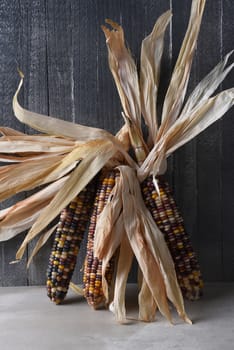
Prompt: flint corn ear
<box><xmin>83</xmin><ymin>169</ymin><xmax>118</xmax><ymax>308</ymax></box>
<box><xmin>141</xmin><ymin>175</ymin><xmax>203</xmax><ymax>300</ymax></box>
<box><xmin>46</xmin><ymin>178</ymin><xmax>97</xmax><ymax>304</ymax></box>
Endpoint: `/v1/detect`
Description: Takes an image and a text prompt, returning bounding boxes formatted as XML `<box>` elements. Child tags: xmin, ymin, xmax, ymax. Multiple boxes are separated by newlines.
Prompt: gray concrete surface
<box><xmin>0</xmin><ymin>283</ymin><xmax>233</xmax><ymax>350</ymax></box>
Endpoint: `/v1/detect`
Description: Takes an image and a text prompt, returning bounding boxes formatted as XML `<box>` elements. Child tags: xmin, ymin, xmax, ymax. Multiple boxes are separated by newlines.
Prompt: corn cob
<box><xmin>83</xmin><ymin>168</ymin><xmax>119</xmax><ymax>309</ymax></box>
<box><xmin>141</xmin><ymin>175</ymin><xmax>203</xmax><ymax>300</ymax></box>
<box><xmin>46</xmin><ymin>178</ymin><xmax>97</xmax><ymax>304</ymax></box>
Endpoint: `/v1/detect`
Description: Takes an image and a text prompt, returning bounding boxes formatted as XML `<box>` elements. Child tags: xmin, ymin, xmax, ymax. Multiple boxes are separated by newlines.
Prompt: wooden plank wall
<box><xmin>0</xmin><ymin>0</ymin><xmax>233</xmax><ymax>286</ymax></box>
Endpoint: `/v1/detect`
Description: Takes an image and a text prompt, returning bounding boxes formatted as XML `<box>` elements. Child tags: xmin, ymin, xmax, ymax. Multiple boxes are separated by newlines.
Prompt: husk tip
<box><xmin>180</xmin><ymin>312</ymin><xmax>193</xmax><ymax>325</ymax></box>
<box><xmin>9</xmin><ymin>259</ymin><xmax>20</xmax><ymax>265</ymax></box>
<box><xmin>184</xmin><ymin>316</ymin><xmax>193</xmax><ymax>325</ymax></box>
<box><xmin>105</xmin><ymin>18</ymin><xmax>121</xmax><ymax>30</ymax></box>
<box><xmin>17</xmin><ymin>67</ymin><xmax>24</xmax><ymax>79</ymax></box>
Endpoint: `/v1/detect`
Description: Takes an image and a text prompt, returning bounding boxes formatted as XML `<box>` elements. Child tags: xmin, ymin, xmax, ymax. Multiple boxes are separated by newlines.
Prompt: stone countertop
<box><xmin>0</xmin><ymin>283</ymin><xmax>234</xmax><ymax>350</ymax></box>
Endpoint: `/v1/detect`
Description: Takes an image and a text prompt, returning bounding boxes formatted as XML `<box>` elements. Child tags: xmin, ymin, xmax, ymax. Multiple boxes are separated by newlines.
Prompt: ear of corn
<box><xmin>83</xmin><ymin>168</ymin><xmax>119</xmax><ymax>309</ymax></box>
<box><xmin>46</xmin><ymin>178</ymin><xmax>97</xmax><ymax>304</ymax></box>
<box><xmin>141</xmin><ymin>175</ymin><xmax>203</xmax><ymax>300</ymax></box>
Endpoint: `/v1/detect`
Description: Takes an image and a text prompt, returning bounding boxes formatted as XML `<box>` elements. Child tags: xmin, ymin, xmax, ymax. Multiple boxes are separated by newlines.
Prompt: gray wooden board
<box><xmin>196</xmin><ymin>0</ymin><xmax>223</xmax><ymax>280</ymax></box>
<box><xmin>0</xmin><ymin>0</ymin><xmax>233</xmax><ymax>286</ymax></box>
<box><xmin>0</xmin><ymin>0</ymin><xmax>28</xmax><ymax>286</ymax></box>
<box><xmin>23</xmin><ymin>0</ymin><xmax>51</xmax><ymax>285</ymax></box>
<box><xmin>221</xmin><ymin>0</ymin><xmax>234</xmax><ymax>281</ymax></box>
<box><xmin>171</xmin><ymin>0</ymin><xmax>199</xmax><ymax>255</ymax></box>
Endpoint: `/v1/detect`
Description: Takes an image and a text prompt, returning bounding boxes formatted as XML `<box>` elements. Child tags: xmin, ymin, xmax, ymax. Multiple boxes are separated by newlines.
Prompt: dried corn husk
<box><xmin>181</xmin><ymin>51</ymin><xmax>234</xmax><ymax>115</ymax></box>
<box><xmin>158</xmin><ymin>0</ymin><xmax>206</xmax><ymax>138</ymax></box>
<box><xmin>0</xmin><ymin>86</ymin><xmax>134</xmax><ymax>259</ymax></box>
<box><xmin>101</xmin><ymin>20</ymin><xmax>142</xmax><ymax>132</ymax></box>
<box><xmin>0</xmin><ymin>127</ymin><xmax>26</xmax><ymax>136</ymax></box>
<box><xmin>111</xmin><ymin>232</ymin><xmax>134</xmax><ymax>323</ymax></box>
<box><xmin>16</xmin><ymin>139</ymin><xmax>117</xmax><ymax>260</ymax></box>
<box><xmin>0</xmin><ymin>176</ymin><xmax>67</xmax><ymax>242</ymax></box>
<box><xmin>27</xmin><ymin>224</ymin><xmax>58</xmax><ymax>267</ymax></box>
<box><xmin>94</xmin><ymin>165</ymin><xmax>191</xmax><ymax>324</ymax></box>
<box><xmin>13</xmin><ymin>72</ymin><xmax>112</xmax><ymax>142</ymax></box>
<box><xmin>138</xmin><ymin>277</ymin><xmax>157</xmax><ymax>322</ymax></box>
<box><xmin>102</xmin><ymin>19</ymin><xmax>148</xmax><ymax>160</ymax></box>
<box><xmin>0</xmin><ymin>135</ymin><xmax>76</xmax><ymax>153</ymax></box>
<box><xmin>0</xmin><ymin>0</ymin><xmax>233</xmax><ymax>327</ymax></box>
<box><xmin>140</xmin><ymin>10</ymin><xmax>172</xmax><ymax>146</ymax></box>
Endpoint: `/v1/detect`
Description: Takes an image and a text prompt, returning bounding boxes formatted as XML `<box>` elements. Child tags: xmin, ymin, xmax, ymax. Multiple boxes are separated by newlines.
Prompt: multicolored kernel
<box><xmin>141</xmin><ymin>175</ymin><xmax>203</xmax><ymax>300</ymax></box>
<box><xmin>46</xmin><ymin>178</ymin><xmax>97</xmax><ymax>304</ymax></box>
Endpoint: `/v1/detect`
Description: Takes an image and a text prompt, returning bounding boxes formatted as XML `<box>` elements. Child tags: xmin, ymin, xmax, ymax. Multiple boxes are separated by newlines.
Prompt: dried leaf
<box><xmin>119</xmin><ymin>166</ymin><xmax>172</xmax><ymax>323</ymax></box>
<box><xmin>166</xmin><ymin>88</ymin><xmax>234</xmax><ymax>155</ymax></box>
<box><xmin>141</xmin><ymin>214</ymin><xmax>191</xmax><ymax>324</ymax></box>
<box><xmin>0</xmin><ymin>127</ymin><xmax>26</xmax><ymax>136</ymax></box>
<box><xmin>138</xmin><ymin>277</ymin><xmax>157</xmax><ymax>322</ymax></box>
<box><xmin>69</xmin><ymin>282</ymin><xmax>84</xmax><ymax>296</ymax></box>
<box><xmin>0</xmin><ymin>138</ymin><xmax>74</xmax><ymax>153</ymax></box>
<box><xmin>13</xmin><ymin>76</ymin><xmax>114</xmax><ymax>141</ymax></box>
<box><xmin>101</xmin><ymin>212</ymin><xmax>124</xmax><ymax>303</ymax></box>
<box><xmin>181</xmin><ymin>51</ymin><xmax>234</xmax><ymax>115</ymax></box>
<box><xmin>13</xmin><ymin>74</ymin><xmax>135</xmax><ymax>170</ymax></box>
<box><xmin>112</xmin><ymin>233</ymin><xmax>134</xmax><ymax>323</ymax></box>
<box><xmin>27</xmin><ymin>224</ymin><xmax>58</xmax><ymax>267</ymax></box>
<box><xmin>140</xmin><ymin>10</ymin><xmax>172</xmax><ymax>145</ymax></box>
<box><xmin>159</xmin><ymin>0</ymin><xmax>206</xmax><ymax>137</ymax></box>
<box><xmin>0</xmin><ymin>152</ymin><xmax>67</xmax><ymax>163</ymax></box>
<box><xmin>0</xmin><ymin>177</ymin><xmax>67</xmax><ymax>242</ymax></box>
<box><xmin>102</xmin><ymin>20</ymin><xmax>148</xmax><ymax>161</ymax></box>
<box><xmin>16</xmin><ymin>139</ymin><xmax>116</xmax><ymax>260</ymax></box>
<box><xmin>0</xmin><ymin>155</ymin><xmax>62</xmax><ymax>202</ymax></box>
<box><xmin>0</xmin><ymin>211</ymin><xmax>39</xmax><ymax>243</ymax></box>
<box><xmin>124</xmin><ymin>216</ymin><xmax>172</xmax><ymax>323</ymax></box>
<box><xmin>102</xmin><ymin>19</ymin><xmax>141</xmax><ymax>131</ymax></box>
<box><xmin>94</xmin><ymin>173</ymin><xmax>122</xmax><ymax>259</ymax></box>
<box><xmin>139</xmin><ymin>87</ymin><xmax>234</xmax><ymax>180</ymax></box>
<box><xmin>115</xmin><ymin>123</ymin><xmax>130</xmax><ymax>151</ymax></box>
<box><xmin>0</xmin><ymin>140</ymin><xmax>112</xmax><ymax>203</ymax></box>
<box><xmin>120</xmin><ymin>165</ymin><xmax>191</xmax><ymax>323</ymax></box>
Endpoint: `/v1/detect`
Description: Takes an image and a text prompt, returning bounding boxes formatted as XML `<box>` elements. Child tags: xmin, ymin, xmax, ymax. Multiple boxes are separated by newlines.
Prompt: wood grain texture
<box><xmin>0</xmin><ymin>0</ymin><xmax>28</xmax><ymax>286</ymax></box>
<box><xmin>24</xmin><ymin>0</ymin><xmax>50</xmax><ymax>285</ymax></box>
<box><xmin>171</xmin><ymin>0</ymin><xmax>199</xmax><ymax>254</ymax></box>
<box><xmin>196</xmin><ymin>0</ymin><xmax>223</xmax><ymax>281</ymax></box>
<box><xmin>221</xmin><ymin>0</ymin><xmax>234</xmax><ymax>281</ymax></box>
<box><xmin>0</xmin><ymin>0</ymin><xmax>233</xmax><ymax>285</ymax></box>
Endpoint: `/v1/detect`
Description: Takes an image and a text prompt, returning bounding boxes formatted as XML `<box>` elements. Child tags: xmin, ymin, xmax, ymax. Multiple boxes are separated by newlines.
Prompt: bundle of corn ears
<box><xmin>0</xmin><ymin>0</ymin><xmax>233</xmax><ymax>324</ymax></box>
